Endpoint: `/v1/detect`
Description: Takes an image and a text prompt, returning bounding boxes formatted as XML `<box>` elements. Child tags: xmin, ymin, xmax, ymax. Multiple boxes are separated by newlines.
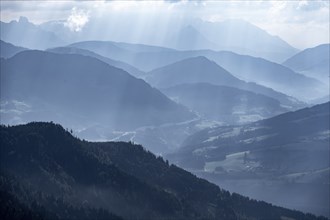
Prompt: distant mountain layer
<box><xmin>162</xmin><ymin>83</ymin><xmax>287</xmax><ymax>124</ymax></box>
<box><xmin>0</xmin><ymin>17</ymin><xmax>65</xmax><ymax>49</ymax></box>
<box><xmin>47</xmin><ymin>46</ymin><xmax>145</xmax><ymax>78</ymax></box>
<box><xmin>0</xmin><ymin>50</ymin><xmax>194</xmax><ymax>130</ymax></box>
<box><xmin>43</xmin><ymin>17</ymin><xmax>298</xmax><ymax>62</ymax></box>
<box><xmin>145</xmin><ymin>56</ymin><xmax>304</xmax><ymax>109</ymax></box>
<box><xmin>70</xmin><ymin>40</ymin><xmax>324</xmax><ymax>101</ymax></box>
<box><xmin>167</xmin><ymin>25</ymin><xmax>219</xmax><ymax>50</ymax></box>
<box><xmin>146</xmin><ymin>56</ymin><xmax>238</xmax><ymax>88</ymax></box>
<box><xmin>170</xmin><ymin>102</ymin><xmax>330</xmax><ymax>217</ymax></box>
<box><xmin>0</xmin><ymin>40</ymin><xmax>27</xmax><ymax>58</ymax></box>
<box><xmin>195</xmin><ymin>50</ymin><xmax>326</xmax><ymax>101</ymax></box>
<box><xmin>283</xmin><ymin>44</ymin><xmax>330</xmax><ymax>82</ymax></box>
<box><xmin>0</xmin><ymin>122</ymin><xmax>326</xmax><ymax>220</ymax></box>
<box><xmin>190</xmin><ymin>19</ymin><xmax>299</xmax><ymax>62</ymax></box>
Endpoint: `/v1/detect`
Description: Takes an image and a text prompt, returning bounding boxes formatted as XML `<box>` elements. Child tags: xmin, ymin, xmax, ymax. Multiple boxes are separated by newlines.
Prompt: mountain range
<box><xmin>194</xmin><ymin>50</ymin><xmax>327</xmax><ymax>101</ymax></box>
<box><xmin>0</xmin><ymin>40</ymin><xmax>27</xmax><ymax>58</ymax></box>
<box><xmin>1</xmin><ymin>17</ymin><xmax>300</xmax><ymax>62</ymax></box>
<box><xmin>0</xmin><ymin>17</ymin><xmax>65</xmax><ymax>49</ymax></box>
<box><xmin>145</xmin><ymin>56</ymin><xmax>304</xmax><ymax>108</ymax></box>
<box><xmin>283</xmin><ymin>44</ymin><xmax>330</xmax><ymax>83</ymax></box>
<box><xmin>0</xmin><ymin>50</ymin><xmax>194</xmax><ymax>130</ymax></box>
<box><xmin>1</xmin><ymin>122</ymin><xmax>327</xmax><ymax>220</ymax></box>
<box><xmin>190</xmin><ymin>19</ymin><xmax>299</xmax><ymax>62</ymax></box>
<box><xmin>161</xmin><ymin>83</ymin><xmax>287</xmax><ymax>124</ymax></box>
<box><xmin>47</xmin><ymin>46</ymin><xmax>145</xmax><ymax>78</ymax></box>
<box><xmin>1</xmin><ymin>14</ymin><xmax>329</xmax><ymax>220</ymax></box>
<box><xmin>70</xmin><ymin>40</ymin><xmax>327</xmax><ymax>101</ymax></box>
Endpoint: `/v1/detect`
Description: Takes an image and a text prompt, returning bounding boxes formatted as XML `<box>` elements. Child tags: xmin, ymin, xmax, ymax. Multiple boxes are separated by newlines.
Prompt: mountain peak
<box><xmin>18</xmin><ymin>16</ymin><xmax>30</xmax><ymax>24</ymax></box>
<box><xmin>182</xmin><ymin>55</ymin><xmax>213</xmax><ymax>64</ymax></box>
<box><xmin>146</xmin><ymin>55</ymin><xmax>239</xmax><ymax>89</ymax></box>
<box><xmin>155</xmin><ymin>56</ymin><xmax>220</xmax><ymax>71</ymax></box>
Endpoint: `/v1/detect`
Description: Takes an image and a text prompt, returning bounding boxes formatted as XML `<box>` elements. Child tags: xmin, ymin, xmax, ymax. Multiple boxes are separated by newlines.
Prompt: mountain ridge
<box><xmin>161</xmin><ymin>82</ymin><xmax>287</xmax><ymax>124</ymax></box>
<box><xmin>0</xmin><ymin>50</ymin><xmax>194</xmax><ymax>130</ymax></box>
<box><xmin>169</xmin><ymin>102</ymin><xmax>330</xmax><ymax>217</ymax></box>
<box><xmin>0</xmin><ymin>121</ymin><xmax>327</xmax><ymax>220</ymax></box>
<box><xmin>146</xmin><ymin>56</ymin><xmax>305</xmax><ymax>109</ymax></box>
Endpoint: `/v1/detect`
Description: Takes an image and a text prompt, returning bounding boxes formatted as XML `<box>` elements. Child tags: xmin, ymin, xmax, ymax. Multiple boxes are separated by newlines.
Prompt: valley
<box><xmin>0</xmin><ymin>2</ymin><xmax>329</xmax><ymax>219</ymax></box>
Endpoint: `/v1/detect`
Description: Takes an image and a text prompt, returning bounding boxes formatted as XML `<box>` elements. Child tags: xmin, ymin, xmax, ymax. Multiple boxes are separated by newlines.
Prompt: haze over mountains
<box><xmin>1</xmin><ymin>50</ymin><xmax>194</xmax><ymax>130</ymax></box>
<box><xmin>145</xmin><ymin>56</ymin><xmax>312</xmax><ymax>104</ymax></box>
<box><xmin>170</xmin><ymin>102</ymin><xmax>330</xmax><ymax>217</ymax></box>
<box><xmin>283</xmin><ymin>44</ymin><xmax>330</xmax><ymax>83</ymax></box>
<box><xmin>47</xmin><ymin>46</ymin><xmax>145</xmax><ymax>78</ymax></box>
<box><xmin>1</xmin><ymin>8</ymin><xmax>329</xmax><ymax>220</ymax></box>
<box><xmin>162</xmin><ymin>83</ymin><xmax>286</xmax><ymax>124</ymax></box>
<box><xmin>69</xmin><ymin>40</ymin><xmax>326</xmax><ymax>101</ymax></box>
<box><xmin>1</xmin><ymin>16</ymin><xmax>299</xmax><ymax>62</ymax></box>
<box><xmin>191</xmin><ymin>19</ymin><xmax>299</xmax><ymax>62</ymax></box>
<box><xmin>0</xmin><ymin>17</ymin><xmax>65</xmax><ymax>49</ymax></box>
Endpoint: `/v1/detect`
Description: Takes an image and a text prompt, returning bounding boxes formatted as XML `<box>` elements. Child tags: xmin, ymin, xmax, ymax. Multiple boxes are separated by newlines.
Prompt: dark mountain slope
<box><xmin>0</xmin><ymin>50</ymin><xmax>194</xmax><ymax>130</ymax></box>
<box><xmin>0</xmin><ymin>40</ymin><xmax>27</xmax><ymax>58</ymax></box>
<box><xmin>170</xmin><ymin>102</ymin><xmax>330</xmax><ymax>217</ymax></box>
<box><xmin>0</xmin><ymin>122</ymin><xmax>326</xmax><ymax>220</ymax></box>
<box><xmin>179</xmin><ymin>102</ymin><xmax>329</xmax><ymax>158</ymax></box>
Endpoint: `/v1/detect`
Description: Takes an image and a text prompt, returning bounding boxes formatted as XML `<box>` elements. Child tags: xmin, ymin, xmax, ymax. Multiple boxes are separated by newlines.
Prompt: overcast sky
<box><xmin>0</xmin><ymin>0</ymin><xmax>329</xmax><ymax>49</ymax></box>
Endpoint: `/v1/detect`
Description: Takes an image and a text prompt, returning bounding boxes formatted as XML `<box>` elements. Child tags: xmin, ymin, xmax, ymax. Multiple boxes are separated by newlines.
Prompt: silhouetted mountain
<box><xmin>170</xmin><ymin>102</ymin><xmax>330</xmax><ymax>217</ymax></box>
<box><xmin>193</xmin><ymin>19</ymin><xmax>299</xmax><ymax>62</ymax></box>
<box><xmin>196</xmin><ymin>50</ymin><xmax>327</xmax><ymax>101</ymax></box>
<box><xmin>69</xmin><ymin>41</ymin><xmax>134</xmax><ymax>58</ymax></box>
<box><xmin>70</xmin><ymin>41</ymin><xmax>323</xmax><ymax>101</ymax></box>
<box><xmin>0</xmin><ymin>50</ymin><xmax>194</xmax><ymax>130</ymax></box>
<box><xmin>146</xmin><ymin>56</ymin><xmax>238</xmax><ymax>87</ymax></box>
<box><xmin>69</xmin><ymin>40</ymin><xmax>173</xmax><ymax>59</ymax></box>
<box><xmin>0</xmin><ymin>40</ymin><xmax>27</xmax><ymax>58</ymax></box>
<box><xmin>146</xmin><ymin>56</ymin><xmax>304</xmax><ymax>109</ymax></box>
<box><xmin>311</xmin><ymin>95</ymin><xmax>330</xmax><ymax>105</ymax></box>
<box><xmin>70</xmin><ymin>40</ymin><xmax>179</xmax><ymax>71</ymax></box>
<box><xmin>0</xmin><ymin>17</ymin><xmax>65</xmax><ymax>49</ymax></box>
<box><xmin>0</xmin><ymin>122</ymin><xmax>326</xmax><ymax>220</ymax></box>
<box><xmin>283</xmin><ymin>44</ymin><xmax>330</xmax><ymax>82</ymax></box>
<box><xmin>47</xmin><ymin>46</ymin><xmax>145</xmax><ymax>78</ymax></box>
<box><xmin>109</xmin><ymin>41</ymin><xmax>174</xmax><ymax>53</ymax></box>
<box><xmin>162</xmin><ymin>83</ymin><xmax>287</xmax><ymax>124</ymax></box>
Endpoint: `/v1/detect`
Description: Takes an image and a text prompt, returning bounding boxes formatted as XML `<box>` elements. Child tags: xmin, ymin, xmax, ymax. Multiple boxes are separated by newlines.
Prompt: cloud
<box><xmin>297</xmin><ymin>0</ymin><xmax>329</xmax><ymax>11</ymax></box>
<box><xmin>64</xmin><ymin>7</ymin><xmax>89</xmax><ymax>32</ymax></box>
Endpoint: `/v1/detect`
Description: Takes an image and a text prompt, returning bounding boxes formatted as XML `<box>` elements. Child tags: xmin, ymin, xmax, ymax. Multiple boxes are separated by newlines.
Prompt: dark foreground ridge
<box><xmin>0</xmin><ymin>122</ymin><xmax>327</xmax><ymax>220</ymax></box>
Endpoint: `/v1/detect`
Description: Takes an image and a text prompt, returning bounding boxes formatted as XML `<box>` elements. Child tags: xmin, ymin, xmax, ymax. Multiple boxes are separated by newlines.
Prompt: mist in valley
<box><xmin>0</xmin><ymin>1</ymin><xmax>329</xmax><ymax>220</ymax></box>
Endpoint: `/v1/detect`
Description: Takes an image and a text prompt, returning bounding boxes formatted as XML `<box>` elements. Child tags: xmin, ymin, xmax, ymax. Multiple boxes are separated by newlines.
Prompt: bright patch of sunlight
<box><xmin>64</xmin><ymin>7</ymin><xmax>89</xmax><ymax>32</ymax></box>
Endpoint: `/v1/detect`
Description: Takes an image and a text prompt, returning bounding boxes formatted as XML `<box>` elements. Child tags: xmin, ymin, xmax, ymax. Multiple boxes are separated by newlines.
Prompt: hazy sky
<box><xmin>0</xmin><ymin>0</ymin><xmax>329</xmax><ymax>49</ymax></box>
